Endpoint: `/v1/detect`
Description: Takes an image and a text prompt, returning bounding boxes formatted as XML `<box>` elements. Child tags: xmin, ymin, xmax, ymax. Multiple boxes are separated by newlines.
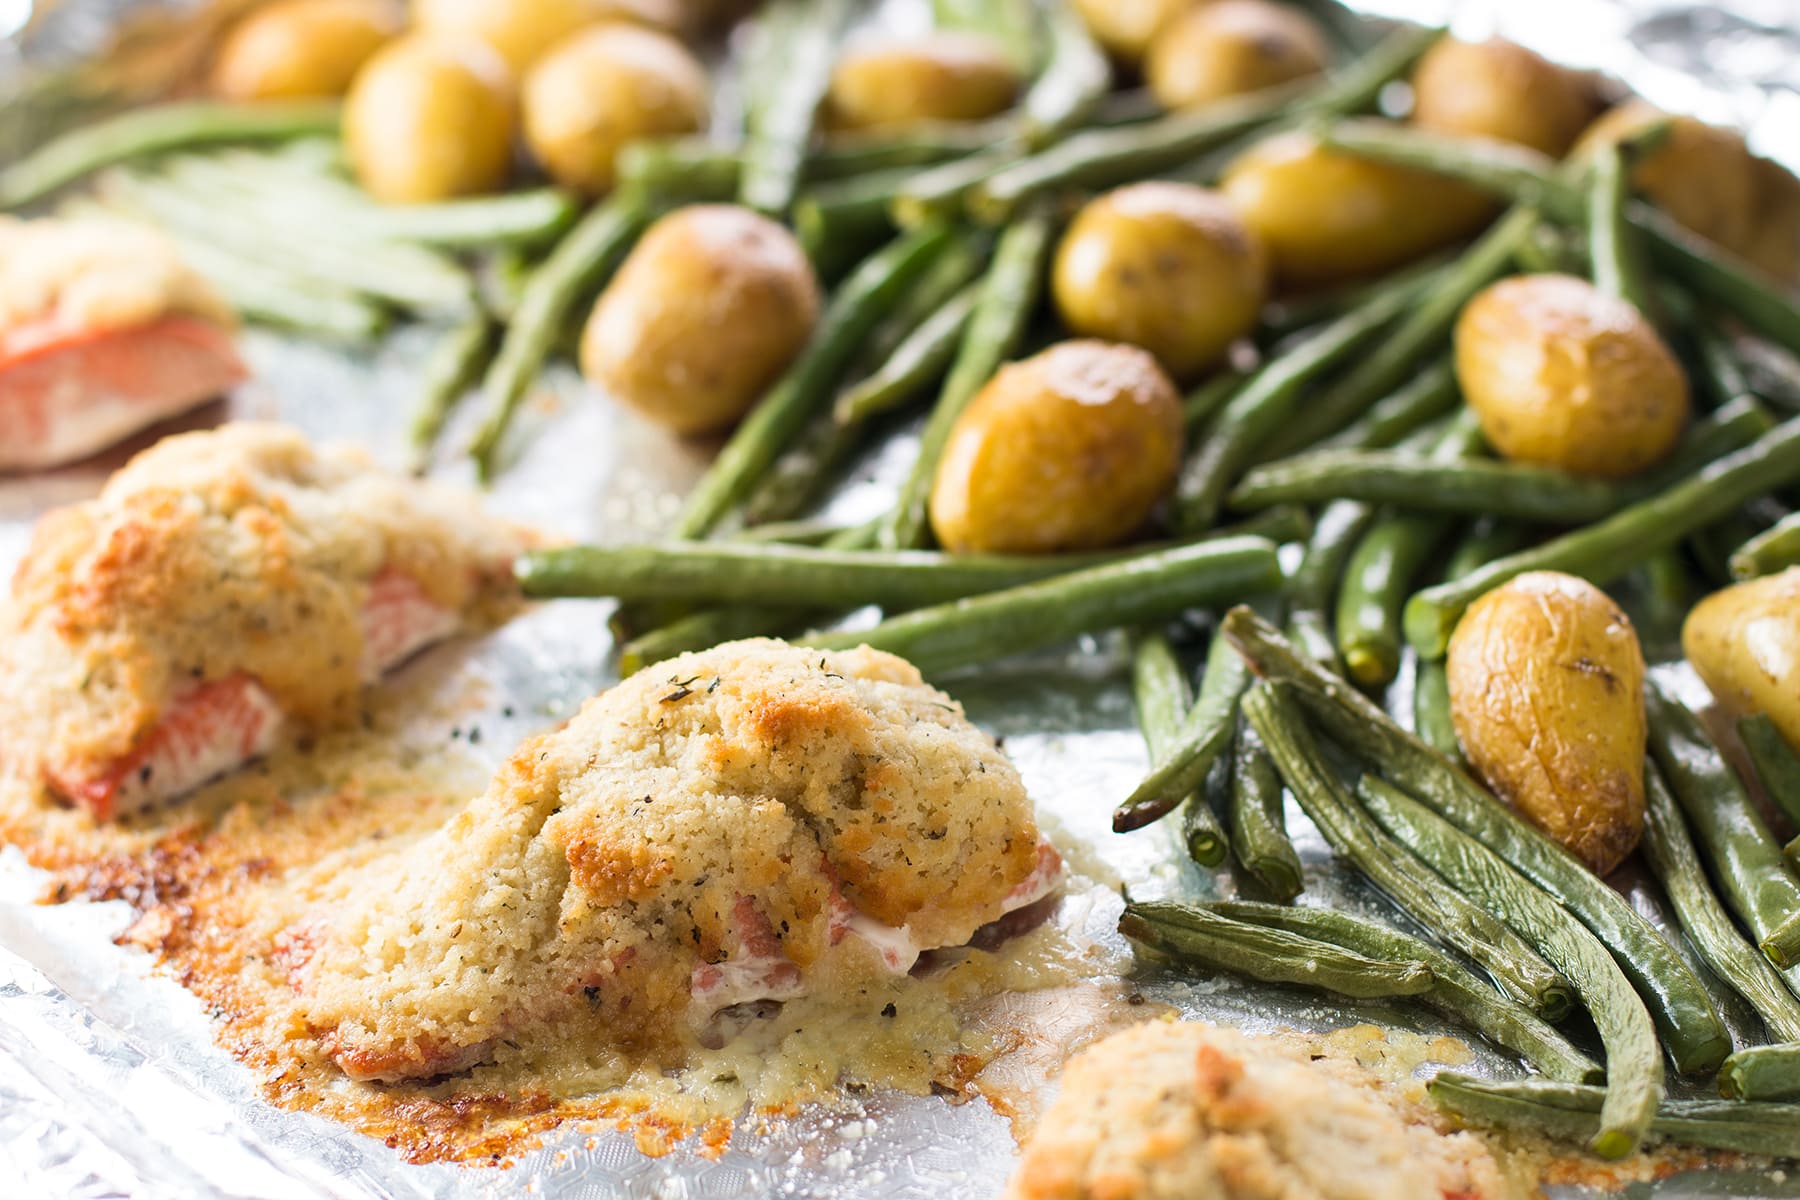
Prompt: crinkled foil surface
<box><xmin>2</xmin><ymin>1</ymin><xmax>1799</xmax><ymax>1196</ymax></box>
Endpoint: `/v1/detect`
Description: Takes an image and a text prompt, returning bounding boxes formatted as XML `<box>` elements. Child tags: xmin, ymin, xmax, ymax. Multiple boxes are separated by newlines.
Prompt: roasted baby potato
<box><xmin>1073</xmin><ymin>0</ymin><xmax>1196</xmax><ymax>66</ymax></box>
<box><xmin>1220</xmin><ymin>130</ymin><xmax>1490</xmax><ymax>286</ymax></box>
<box><xmin>211</xmin><ymin>0</ymin><xmax>398</xmax><ymax>101</ymax></box>
<box><xmin>1410</xmin><ymin>37</ymin><xmax>1597</xmax><ymax>157</ymax></box>
<box><xmin>343</xmin><ymin>34</ymin><xmax>515</xmax><ymax>203</ymax></box>
<box><xmin>1146</xmin><ymin>0</ymin><xmax>1328</xmax><ymax>112</ymax></box>
<box><xmin>581</xmin><ymin>204</ymin><xmax>820</xmax><ymax>435</ymax></box>
<box><xmin>827</xmin><ymin>34</ymin><xmax>1021</xmax><ymax>132</ymax></box>
<box><xmin>1455</xmin><ymin>273</ymin><xmax>1688</xmax><ymax>479</ymax></box>
<box><xmin>929</xmin><ymin>340</ymin><xmax>1184</xmax><ymax>554</ymax></box>
<box><xmin>410</xmin><ymin>0</ymin><xmax>679</xmax><ymax>71</ymax></box>
<box><xmin>1684</xmin><ymin>569</ymin><xmax>1800</xmax><ymax>751</ymax></box>
<box><xmin>524</xmin><ymin>24</ymin><xmax>707</xmax><ymax>195</ymax></box>
<box><xmin>1448</xmin><ymin>571</ymin><xmax>1647</xmax><ymax>876</ymax></box>
<box><xmin>1052</xmin><ymin>181</ymin><xmax>1268</xmax><ymax>379</ymax></box>
<box><xmin>1578</xmin><ymin>100</ymin><xmax>1800</xmax><ymax>286</ymax></box>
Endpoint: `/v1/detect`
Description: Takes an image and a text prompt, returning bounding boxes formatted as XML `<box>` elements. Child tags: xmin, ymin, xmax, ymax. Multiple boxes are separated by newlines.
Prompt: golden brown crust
<box><xmin>0</xmin><ymin>423</ymin><xmax>528</xmax><ymax>794</ymax></box>
<box><xmin>288</xmin><ymin>639</ymin><xmax>1045</xmax><ymax>1076</ymax></box>
<box><xmin>0</xmin><ymin>214</ymin><xmax>234</xmax><ymax>343</ymax></box>
<box><xmin>1006</xmin><ymin>1021</ymin><xmax>1501</xmax><ymax>1200</ymax></box>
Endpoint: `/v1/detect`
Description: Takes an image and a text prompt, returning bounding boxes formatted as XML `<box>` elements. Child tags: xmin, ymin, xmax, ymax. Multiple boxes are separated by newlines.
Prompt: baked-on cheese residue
<box><xmin>0</xmin><ymin>214</ymin><xmax>233</xmax><ymax>350</ymax></box>
<box><xmin>0</xmin><ymin>423</ymin><xmax>528</xmax><ymax>817</ymax></box>
<box><xmin>279</xmin><ymin>638</ymin><xmax>1063</xmax><ymax>1084</ymax></box>
<box><xmin>1005</xmin><ymin>1019</ymin><xmax>1509</xmax><ymax>1200</ymax></box>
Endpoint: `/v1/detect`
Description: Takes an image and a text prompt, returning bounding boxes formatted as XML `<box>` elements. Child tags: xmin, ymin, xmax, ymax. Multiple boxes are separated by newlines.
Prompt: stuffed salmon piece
<box><xmin>0</xmin><ymin>423</ymin><xmax>531</xmax><ymax>819</ymax></box>
<box><xmin>279</xmin><ymin>639</ymin><xmax>1064</xmax><ymax>1083</ymax></box>
<box><xmin>0</xmin><ymin>215</ymin><xmax>247</xmax><ymax>471</ymax></box>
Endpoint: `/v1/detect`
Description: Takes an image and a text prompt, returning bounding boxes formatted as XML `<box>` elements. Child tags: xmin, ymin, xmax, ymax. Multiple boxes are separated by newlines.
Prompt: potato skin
<box><xmin>1072</xmin><ymin>0</ymin><xmax>1196</xmax><ymax>65</ymax></box>
<box><xmin>410</xmin><ymin>0</ymin><xmax>679</xmax><ymax>71</ymax></box>
<box><xmin>1411</xmin><ymin>37</ymin><xmax>1597</xmax><ymax>157</ymax></box>
<box><xmin>524</xmin><ymin>25</ymin><xmax>707</xmax><ymax>195</ymax></box>
<box><xmin>211</xmin><ymin>0</ymin><xmax>398</xmax><ymax>101</ymax></box>
<box><xmin>1684</xmin><ymin>569</ymin><xmax>1800</xmax><ymax>752</ymax></box>
<box><xmin>581</xmin><ymin>205</ymin><xmax>820</xmax><ymax>436</ymax></box>
<box><xmin>828</xmin><ymin>34</ymin><xmax>1020</xmax><ymax>132</ymax></box>
<box><xmin>1448</xmin><ymin>571</ymin><xmax>1647</xmax><ymax>876</ymax></box>
<box><xmin>344</xmin><ymin>34</ymin><xmax>515</xmax><ymax>203</ymax></box>
<box><xmin>1053</xmin><ymin>181</ymin><xmax>1267</xmax><ymax>379</ymax></box>
<box><xmin>1220</xmin><ymin>130</ymin><xmax>1491</xmax><ymax>286</ymax></box>
<box><xmin>1147</xmin><ymin>0</ymin><xmax>1328</xmax><ymax>112</ymax></box>
<box><xmin>928</xmin><ymin>340</ymin><xmax>1183</xmax><ymax>554</ymax></box>
<box><xmin>1455</xmin><ymin>273</ymin><xmax>1689</xmax><ymax>479</ymax></box>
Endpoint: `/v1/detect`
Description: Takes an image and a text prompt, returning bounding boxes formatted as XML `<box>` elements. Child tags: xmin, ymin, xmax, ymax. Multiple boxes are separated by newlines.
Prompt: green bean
<box><xmin>1739</xmin><ymin>714</ymin><xmax>1800</xmax><ymax>834</ymax></box>
<box><xmin>1120</xmin><ymin>901</ymin><xmax>1436</xmax><ymax>999</ymax></box>
<box><xmin>892</xmin><ymin>146</ymin><xmax>1023</xmax><ymax>229</ymax></box>
<box><xmin>0</xmin><ymin>100</ymin><xmax>340</xmax><ymax>210</ymax></box>
<box><xmin>1219</xmin><ymin>606</ymin><xmax>1733</xmax><ymax>1075</ymax></box>
<box><xmin>1022</xmin><ymin>0</ymin><xmax>1111</xmax><ymax>145</ymax></box>
<box><xmin>615</xmin><ymin>137</ymin><xmax>744</xmax><ymax>202</ymax></box>
<box><xmin>121</xmin><ymin>221</ymin><xmax>385</xmax><ymax>343</ymax></box>
<box><xmin>1181</xmin><ymin>368</ymin><xmax>1250</xmax><ymax>433</ymax></box>
<box><xmin>1357</xmin><ymin>775</ymin><xmax>1660</xmax><ymax>1158</ymax></box>
<box><xmin>1316</xmin><ymin>120</ymin><xmax>1800</xmax><ymax>357</ymax></box>
<box><xmin>740</xmin><ymin>0</ymin><xmax>850</xmax><ymax>215</ymax></box>
<box><xmin>976</xmin><ymin>21</ymin><xmax>1442</xmax><ymax>224</ymax></box>
<box><xmin>834</xmin><ymin>284</ymin><xmax>980</xmax><ymax>425</ymax></box>
<box><xmin>970</xmin><ymin>82</ymin><xmax>1304</xmax><ymax>224</ymax></box>
<box><xmin>1405</xmin><ymin>415</ymin><xmax>1800</xmax><ymax>658</ymax></box>
<box><xmin>517</xmin><ymin>539</ymin><xmax>1192</xmax><ymax>607</ymax></box>
<box><xmin>1633</xmin><ymin>548</ymin><xmax>1696</xmax><ymax>650</ymax></box>
<box><xmin>733</xmin><ymin>517</ymin><xmax>873</xmax><ymax>546</ymax></box>
<box><xmin>1116</xmin><ymin>625</ymin><xmax>1252</xmax><ymax>835</ymax></box>
<box><xmin>469</xmin><ymin>190</ymin><xmax>651</xmax><ymax>479</ymax></box>
<box><xmin>1334</xmin><ymin>415</ymin><xmax>1483</xmax><ymax>686</ymax></box>
<box><xmin>1515</xmin><ymin>216</ymin><xmax>1586</xmax><ymax>275</ymax></box>
<box><xmin>1587</xmin><ymin>139</ymin><xmax>1655</xmax><ymax>315</ymax></box>
<box><xmin>1719</xmin><ymin>1044</ymin><xmax>1800</xmax><ymax>1102</ymax></box>
<box><xmin>1226</xmin><ymin>724</ymin><xmax>1302</xmax><ymax>900</ymax></box>
<box><xmin>812</xmin><ymin>123</ymin><xmax>1014</xmax><ymax>178</ymax></box>
<box><xmin>879</xmin><ymin>207</ymin><xmax>1055</xmax><ymax>550</ymax></box>
<box><xmin>855</xmin><ymin>236</ymin><xmax>990</xmax><ymax>369</ymax></box>
<box><xmin>1091</xmin><ymin>88</ymin><xmax>1163</xmax><ymax>126</ymax></box>
<box><xmin>801</xmin><ymin>536</ymin><xmax>1281</xmax><ymax>677</ymax></box>
<box><xmin>191</xmin><ymin>151</ymin><xmax>580</xmax><ymax>248</ymax></box>
<box><xmin>676</xmin><ymin>225</ymin><xmax>954</xmax><ymax>539</ymax></box>
<box><xmin>409</xmin><ymin>316</ymin><xmax>493</xmax><ymax>471</ymax></box>
<box><xmin>1430</xmin><ymin>1075</ymin><xmax>1800</xmax><ymax>1159</ymax></box>
<box><xmin>1693</xmin><ymin>309</ymin><xmax>1757</xmax><ymax>408</ymax></box>
<box><xmin>1321</xmin><ymin>357</ymin><xmax>1460</xmax><ymax>451</ymax></box>
<box><xmin>1230</xmin><ymin>450</ymin><xmax>1620</xmax><ymax>522</ymax></box>
<box><xmin>794</xmin><ymin>167</ymin><xmax>908</xmax><ymax>262</ymax></box>
<box><xmin>1647</xmin><ymin>684</ymin><xmax>1800</xmax><ymax>970</ymax></box>
<box><xmin>1642</xmin><ymin>763</ymin><xmax>1800</xmax><ymax>1044</ymax></box>
<box><xmin>1131</xmin><ymin>631</ymin><xmax>1228</xmax><ymax>863</ymax></box>
<box><xmin>1242</xmin><ymin>683</ymin><xmax>1572</xmax><ymax>1021</ymax></box>
<box><xmin>1731</xmin><ymin>511</ymin><xmax>1800</xmax><ymax>579</ymax></box>
<box><xmin>616</xmin><ymin>521</ymin><xmax>876</xmax><ymax>673</ymax></box>
<box><xmin>1407</xmin><ymin>626</ymin><xmax>1458</xmax><ymax>737</ymax></box>
<box><xmin>100</xmin><ymin>168</ymin><xmax>476</xmax><ymax>316</ymax></box>
<box><xmin>1258</xmin><ymin>206</ymin><xmax>1537</xmax><ymax>459</ymax></box>
<box><xmin>1286</xmin><ymin>500</ymin><xmax>1374</xmax><ymax>672</ymax></box>
<box><xmin>1208</xmin><ymin>900</ymin><xmax>1602</xmax><ymax>1083</ymax></box>
<box><xmin>1173</xmin><ymin>263</ymin><xmax>1439</xmax><ymax>534</ymax></box>
<box><xmin>1259</xmin><ymin>252</ymin><xmax>1455</xmax><ymax>343</ymax></box>
<box><xmin>739</xmin><ymin>413</ymin><xmax>871</xmax><ymax>525</ymax></box>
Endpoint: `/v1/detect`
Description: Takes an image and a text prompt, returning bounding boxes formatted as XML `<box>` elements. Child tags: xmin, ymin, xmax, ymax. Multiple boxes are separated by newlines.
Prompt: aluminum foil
<box><xmin>4</xmin><ymin>2</ymin><xmax>1800</xmax><ymax>1196</ymax></box>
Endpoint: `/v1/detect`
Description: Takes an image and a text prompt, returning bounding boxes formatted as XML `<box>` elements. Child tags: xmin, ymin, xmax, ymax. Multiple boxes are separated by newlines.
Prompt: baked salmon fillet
<box><xmin>1005</xmin><ymin>1021</ymin><xmax>1504</xmax><ymax>1200</ymax></box>
<box><xmin>0</xmin><ymin>423</ymin><xmax>530</xmax><ymax>819</ymax></box>
<box><xmin>279</xmin><ymin>638</ymin><xmax>1064</xmax><ymax>1083</ymax></box>
<box><xmin>0</xmin><ymin>214</ymin><xmax>246</xmax><ymax>472</ymax></box>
